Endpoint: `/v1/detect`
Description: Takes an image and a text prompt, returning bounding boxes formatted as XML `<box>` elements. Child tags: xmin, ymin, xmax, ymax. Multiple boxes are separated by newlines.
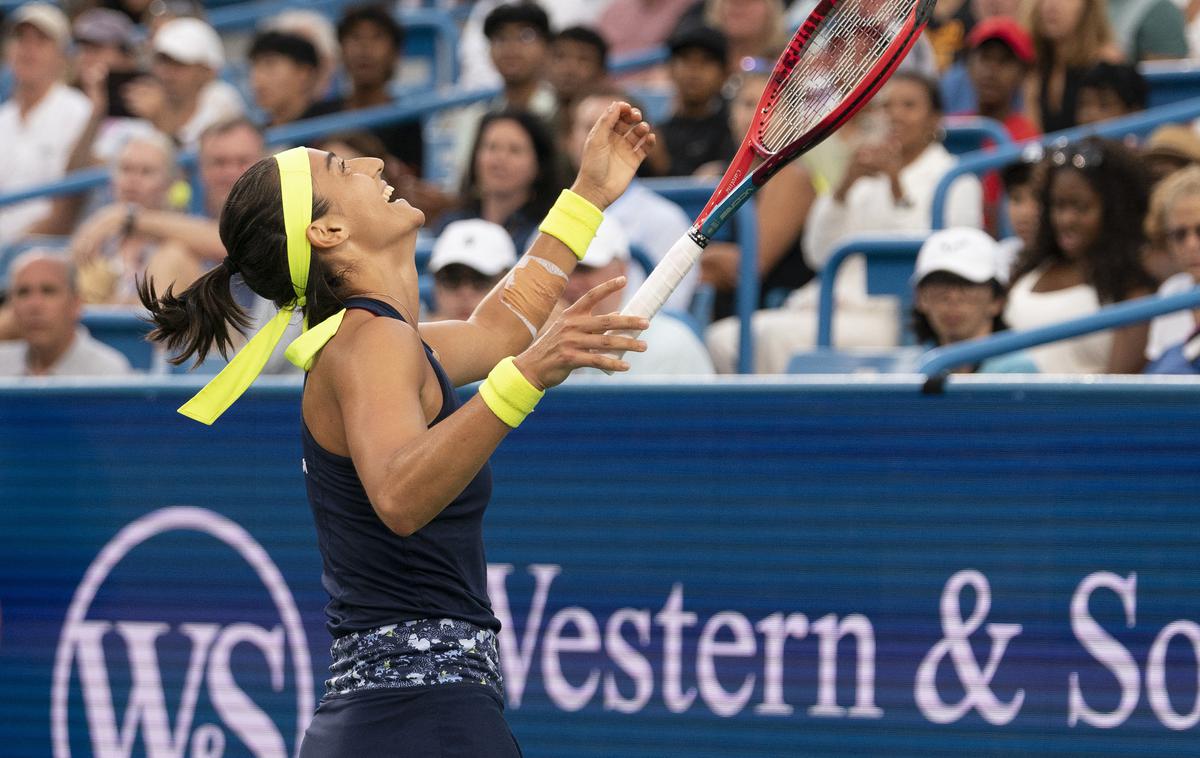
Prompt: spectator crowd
<box><xmin>2</xmin><ymin>0</ymin><xmax>1200</xmax><ymax>377</ymax></box>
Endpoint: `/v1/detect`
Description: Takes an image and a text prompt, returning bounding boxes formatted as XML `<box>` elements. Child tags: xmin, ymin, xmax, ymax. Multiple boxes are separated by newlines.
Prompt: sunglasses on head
<box><xmin>1048</xmin><ymin>140</ymin><xmax>1104</xmax><ymax>170</ymax></box>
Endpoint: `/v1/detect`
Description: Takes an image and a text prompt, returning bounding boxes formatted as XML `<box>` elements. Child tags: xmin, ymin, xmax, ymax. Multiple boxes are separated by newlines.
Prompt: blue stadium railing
<box><xmin>931</xmin><ymin>96</ymin><xmax>1200</xmax><ymax>230</ymax></box>
<box><xmin>816</xmin><ymin>235</ymin><xmax>924</xmax><ymax>348</ymax></box>
<box><xmin>919</xmin><ymin>286</ymin><xmax>1200</xmax><ymax>381</ymax></box>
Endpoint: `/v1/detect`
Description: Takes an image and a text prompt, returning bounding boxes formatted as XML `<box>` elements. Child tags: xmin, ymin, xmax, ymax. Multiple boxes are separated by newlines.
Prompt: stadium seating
<box><xmin>816</xmin><ymin>235</ymin><xmax>924</xmax><ymax>348</ymax></box>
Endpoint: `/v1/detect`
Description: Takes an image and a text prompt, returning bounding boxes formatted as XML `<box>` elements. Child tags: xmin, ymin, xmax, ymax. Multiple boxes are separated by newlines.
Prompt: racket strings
<box><xmin>758</xmin><ymin>0</ymin><xmax>916</xmax><ymax>153</ymax></box>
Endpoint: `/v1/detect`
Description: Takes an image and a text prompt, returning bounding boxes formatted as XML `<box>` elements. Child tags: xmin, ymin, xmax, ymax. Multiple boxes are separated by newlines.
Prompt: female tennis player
<box><xmin>139</xmin><ymin>102</ymin><xmax>653</xmax><ymax>756</ymax></box>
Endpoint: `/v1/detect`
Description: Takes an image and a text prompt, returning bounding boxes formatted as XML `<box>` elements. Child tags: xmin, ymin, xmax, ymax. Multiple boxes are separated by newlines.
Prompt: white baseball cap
<box><xmin>153</xmin><ymin>17</ymin><xmax>225</xmax><ymax>69</ymax></box>
<box><xmin>912</xmin><ymin>228</ymin><xmax>1008</xmax><ymax>286</ymax></box>
<box><xmin>430</xmin><ymin>219</ymin><xmax>518</xmax><ymax>276</ymax></box>
<box><xmin>9</xmin><ymin>3</ymin><xmax>70</xmax><ymax>50</ymax></box>
<box><xmin>579</xmin><ymin>217</ymin><xmax>630</xmax><ymax>269</ymax></box>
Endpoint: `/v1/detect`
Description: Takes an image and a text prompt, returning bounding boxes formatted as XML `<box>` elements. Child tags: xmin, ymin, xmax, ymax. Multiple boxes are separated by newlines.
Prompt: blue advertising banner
<box><xmin>2</xmin><ymin>379</ymin><xmax>1200</xmax><ymax>757</ymax></box>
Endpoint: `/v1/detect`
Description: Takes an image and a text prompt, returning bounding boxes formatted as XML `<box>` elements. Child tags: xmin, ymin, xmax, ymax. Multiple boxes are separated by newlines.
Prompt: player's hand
<box><xmin>512</xmin><ymin>276</ymin><xmax>648</xmax><ymax>389</ymax></box>
<box><xmin>570</xmin><ymin>101</ymin><xmax>656</xmax><ymax>210</ymax></box>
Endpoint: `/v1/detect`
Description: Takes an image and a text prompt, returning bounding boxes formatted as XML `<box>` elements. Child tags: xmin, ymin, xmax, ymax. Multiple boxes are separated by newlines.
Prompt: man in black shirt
<box><xmin>332</xmin><ymin>4</ymin><xmax>424</xmax><ymax>177</ymax></box>
<box><xmin>661</xmin><ymin>24</ymin><xmax>736</xmax><ymax>177</ymax></box>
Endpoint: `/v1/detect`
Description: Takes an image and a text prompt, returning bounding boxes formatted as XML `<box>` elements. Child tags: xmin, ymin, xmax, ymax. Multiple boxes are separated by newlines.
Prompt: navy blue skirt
<box><xmin>299</xmin><ymin>683</ymin><xmax>522</xmax><ymax>757</ymax></box>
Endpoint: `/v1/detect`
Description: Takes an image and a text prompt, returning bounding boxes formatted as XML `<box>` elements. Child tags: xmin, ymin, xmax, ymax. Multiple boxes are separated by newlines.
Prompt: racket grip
<box><xmin>603</xmin><ymin>233</ymin><xmax>706</xmax><ymax>367</ymax></box>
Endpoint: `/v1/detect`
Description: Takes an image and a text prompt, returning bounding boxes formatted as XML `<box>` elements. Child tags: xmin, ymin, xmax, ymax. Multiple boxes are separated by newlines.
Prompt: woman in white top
<box><xmin>705</xmin><ymin>72</ymin><xmax>983</xmax><ymax>373</ymax></box>
<box><xmin>1005</xmin><ymin>137</ymin><xmax>1155</xmax><ymax>373</ymax></box>
<box><xmin>1143</xmin><ymin>165</ymin><xmax>1200</xmax><ymax>363</ymax></box>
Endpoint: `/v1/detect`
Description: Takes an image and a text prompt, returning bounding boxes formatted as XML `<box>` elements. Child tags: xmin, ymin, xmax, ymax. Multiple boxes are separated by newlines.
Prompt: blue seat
<box><xmin>1140</xmin><ymin>61</ymin><xmax>1200</xmax><ymax>108</ymax></box>
<box><xmin>816</xmin><ymin>236</ymin><xmax>924</xmax><ymax>348</ymax></box>
<box><xmin>80</xmin><ymin>307</ymin><xmax>156</xmax><ymax>372</ymax></box>
<box><xmin>942</xmin><ymin>115</ymin><xmax>1012</xmax><ymax>156</ymax></box>
<box><xmin>169</xmin><ymin>352</ymin><xmax>229</xmax><ymax>376</ymax></box>
<box><xmin>787</xmin><ymin>348</ymin><xmax>907</xmax><ymax>374</ymax></box>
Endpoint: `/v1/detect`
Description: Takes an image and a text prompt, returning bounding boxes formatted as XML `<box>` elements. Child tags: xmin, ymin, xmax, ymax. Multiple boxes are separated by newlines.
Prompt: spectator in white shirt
<box><xmin>0</xmin><ymin>250</ymin><xmax>132</xmax><ymax>377</ymax></box>
<box><xmin>123</xmin><ymin>17</ymin><xmax>244</xmax><ymax>148</ymax></box>
<box><xmin>706</xmin><ymin>72</ymin><xmax>984</xmax><ymax>373</ymax></box>
<box><xmin>1144</xmin><ymin>164</ymin><xmax>1200</xmax><ymax>362</ymax></box>
<box><xmin>0</xmin><ymin>3</ymin><xmax>93</xmax><ymax>246</ymax></box>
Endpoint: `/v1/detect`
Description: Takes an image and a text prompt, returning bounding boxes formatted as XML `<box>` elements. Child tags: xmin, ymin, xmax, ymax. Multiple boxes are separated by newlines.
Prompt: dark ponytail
<box><xmin>139</xmin><ymin>156</ymin><xmax>338</xmax><ymax>366</ymax></box>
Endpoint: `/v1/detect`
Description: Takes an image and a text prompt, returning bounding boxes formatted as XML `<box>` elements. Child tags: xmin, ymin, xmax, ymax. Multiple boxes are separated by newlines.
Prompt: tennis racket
<box><xmin>610</xmin><ymin>0</ymin><xmax>935</xmax><ymax>354</ymax></box>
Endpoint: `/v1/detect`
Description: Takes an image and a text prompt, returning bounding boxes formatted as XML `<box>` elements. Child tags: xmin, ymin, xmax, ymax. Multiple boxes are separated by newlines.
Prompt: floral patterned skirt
<box><xmin>324</xmin><ymin>617</ymin><xmax>504</xmax><ymax>701</ymax></box>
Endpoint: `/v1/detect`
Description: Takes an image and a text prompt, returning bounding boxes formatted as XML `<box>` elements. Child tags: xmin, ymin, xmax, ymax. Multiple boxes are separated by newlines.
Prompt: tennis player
<box><xmin>139</xmin><ymin>101</ymin><xmax>653</xmax><ymax>755</ymax></box>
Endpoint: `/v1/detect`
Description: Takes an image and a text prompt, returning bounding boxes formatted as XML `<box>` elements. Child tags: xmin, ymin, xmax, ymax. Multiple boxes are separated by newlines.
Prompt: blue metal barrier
<box><xmin>931</xmin><ymin>97</ymin><xmax>1200</xmax><ymax>230</ymax></box>
<box><xmin>816</xmin><ymin>236</ymin><xmax>924</xmax><ymax>348</ymax></box>
<box><xmin>0</xmin><ymin>87</ymin><xmax>497</xmax><ymax>212</ymax></box>
<box><xmin>919</xmin><ymin>286</ymin><xmax>1200</xmax><ymax>380</ymax></box>
<box><xmin>1141</xmin><ymin>61</ymin><xmax>1200</xmax><ymax>108</ymax></box>
<box><xmin>941</xmin><ymin>115</ymin><xmax>1011</xmax><ymax>156</ymax></box>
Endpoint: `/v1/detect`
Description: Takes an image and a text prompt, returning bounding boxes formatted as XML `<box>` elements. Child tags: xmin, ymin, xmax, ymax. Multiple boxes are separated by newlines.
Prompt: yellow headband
<box><xmin>178</xmin><ymin>147</ymin><xmax>347</xmax><ymax>425</ymax></box>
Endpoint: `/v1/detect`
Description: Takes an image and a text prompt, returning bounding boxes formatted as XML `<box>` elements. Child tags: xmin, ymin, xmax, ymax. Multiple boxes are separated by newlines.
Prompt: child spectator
<box><xmin>660</xmin><ymin>24</ymin><xmax>736</xmax><ymax>176</ymax></box>
<box><xmin>964</xmin><ymin>17</ymin><xmax>1039</xmax><ymax>140</ymax></box>
<box><xmin>999</xmin><ymin>155</ymin><xmax>1043</xmax><ymax>260</ymax></box>
<box><xmin>427</xmin><ymin>219</ymin><xmax>518</xmax><ymax>321</ymax></box>
<box><xmin>248</xmin><ymin>30</ymin><xmax>338</xmax><ymax>127</ymax></box>
<box><xmin>1074</xmin><ymin>62</ymin><xmax>1149</xmax><ymax>126</ymax></box>
<box><xmin>1006</xmin><ymin>137</ymin><xmax>1156</xmax><ymax>373</ymax></box>
<box><xmin>962</xmin><ymin>16</ymin><xmax>1039</xmax><ymax>236</ymax></box>
<box><xmin>0</xmin><ymin>251</ymin><xmax>132</xmax><ymax>377</ymax></box>
<box><xmin>908</xmin><ymin>227</ymin><xmax>1038</xmax><ymax>373</ymax></box>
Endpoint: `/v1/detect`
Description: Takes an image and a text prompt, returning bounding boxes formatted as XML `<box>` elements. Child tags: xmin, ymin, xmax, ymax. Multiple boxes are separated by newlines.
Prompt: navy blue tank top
<box><xmin>301</xmin><ymin>297</ymin><xmax>498</xmax><ymax>636</ymax></box>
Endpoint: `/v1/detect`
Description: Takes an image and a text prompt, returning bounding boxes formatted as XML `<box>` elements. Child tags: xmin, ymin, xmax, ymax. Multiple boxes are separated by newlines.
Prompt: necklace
<box><xmin>354</xmin><ymin>291</ymin><xmax>418</xmax><ymax>324</ymax></box>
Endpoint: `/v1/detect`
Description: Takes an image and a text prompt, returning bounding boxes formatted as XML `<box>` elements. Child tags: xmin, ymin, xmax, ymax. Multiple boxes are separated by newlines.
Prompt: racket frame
<box><xmin>691</xmin><ymin>0</ymin><xmax>937</xmax><ymax>243</ymax></box>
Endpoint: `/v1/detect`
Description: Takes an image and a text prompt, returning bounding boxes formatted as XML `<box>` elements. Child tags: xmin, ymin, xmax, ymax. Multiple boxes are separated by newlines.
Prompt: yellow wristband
<box><xmin>478</xmin><ymin>356</ymin><xmax>545</xmax><ymax>428</ymax></box>
<box><xmin>538</xmin><ymin>189</ymin><xmax>603</xmax><ymax>261</ymax></box>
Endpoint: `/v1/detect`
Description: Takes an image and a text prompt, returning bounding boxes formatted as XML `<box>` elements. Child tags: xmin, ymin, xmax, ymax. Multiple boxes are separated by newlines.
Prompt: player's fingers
<box><xmin>573</xmin><ymin>350</ymin><xmax>631</xmax><ymax>373</ymax></box>
<box><xmin>571</xmin><ymin>332</ymin><xmax>648</xmax><ymax>353</ymax></box>
<box><xmin>567</xmin><ymin>276</ymin><xmax>626</xmax><ymax>314</ymax></box>
<box><xmin>587</xmin><ymin>313</ymin><xmax>650</xmax><ymax>333</ymax></box>
<box><xmin>590</xmin><ymin>100</ymin><xmax>626</xmax><ymax>138</ymax></box>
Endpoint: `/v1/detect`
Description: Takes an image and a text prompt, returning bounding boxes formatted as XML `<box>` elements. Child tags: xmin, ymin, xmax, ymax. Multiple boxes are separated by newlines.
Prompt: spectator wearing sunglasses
<box><xmin>1005</xmin><ymin>137</ymin><xmax>1156</xmax><ymax>373</ymax></box>
<box><xmin>1143</xmin><ymin>165</ymin><xmax>1200</xmax><ymax>366</ymax></box>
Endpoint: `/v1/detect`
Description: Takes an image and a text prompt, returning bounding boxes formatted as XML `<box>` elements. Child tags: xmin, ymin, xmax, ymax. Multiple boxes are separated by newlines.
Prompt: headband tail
<box><xmin>177</xmin><ymin>307</ymin><xmax>296</xmax><ymax>425</ymax></box>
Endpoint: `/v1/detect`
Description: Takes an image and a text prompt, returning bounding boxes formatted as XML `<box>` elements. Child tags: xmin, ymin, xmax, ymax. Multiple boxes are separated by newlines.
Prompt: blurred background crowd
<box><xmin>2</xmin><ymin>0</ymin><xmax>1200</xmax><ymax>379</ymax></box>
